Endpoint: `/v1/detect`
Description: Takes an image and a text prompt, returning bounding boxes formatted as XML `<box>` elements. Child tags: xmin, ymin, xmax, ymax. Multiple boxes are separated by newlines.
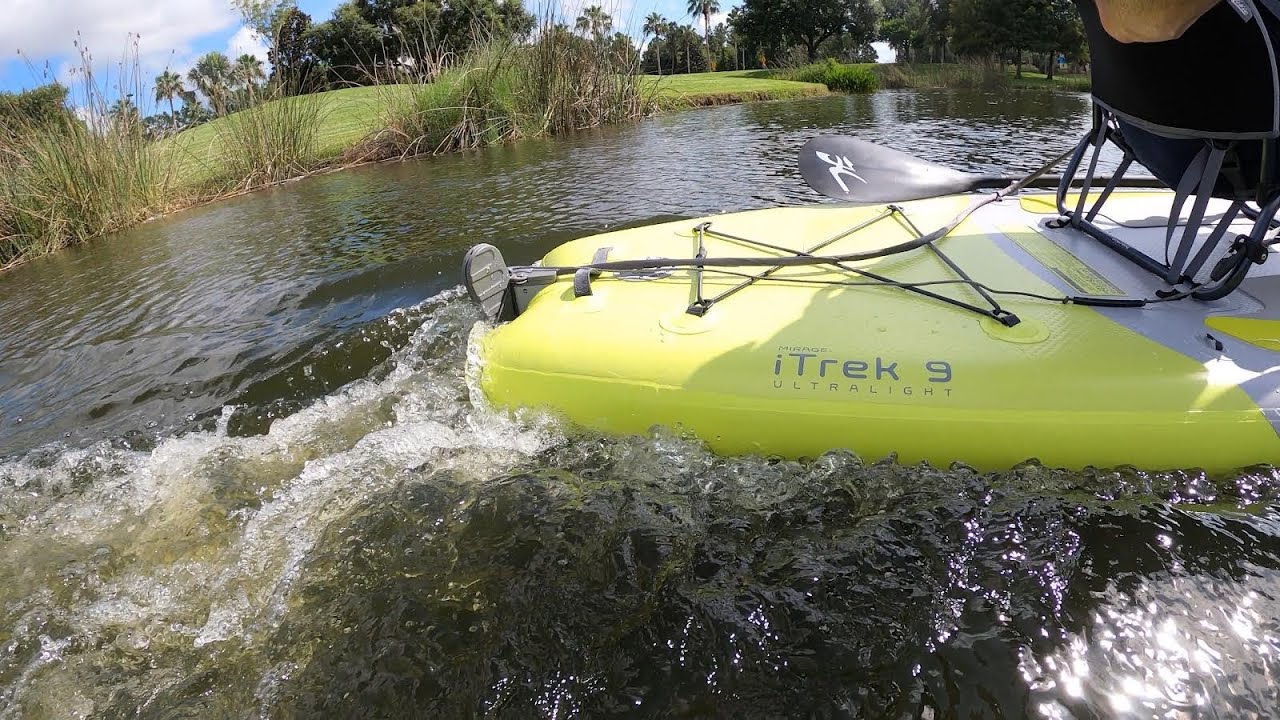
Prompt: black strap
<box><xmin>573</xmin><ymin>246</ymin><xmax>613</xmax><ymax>297</ymax></box>
<box><xmin>1087</xmin><ymin>153</ymin><xmax>1135</xmax><ymax>222</ymax></box>
<box><xmin>1186</xmin><ymin>200</ymin><xmax>1246</xmax><ymax>280</ymax></box>
<box><xmin>1074</xmin><ymin>119</ymin><xmax>1111</xmax><ymax>223</ymax></box>
<box><xmin>1166</xmin><ymin>143</ymin><xmax>1228</xmax><ymax>282</ymax></box>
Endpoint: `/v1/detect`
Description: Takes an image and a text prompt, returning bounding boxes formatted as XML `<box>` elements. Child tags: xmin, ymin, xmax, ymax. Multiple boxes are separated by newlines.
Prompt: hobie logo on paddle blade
<box><xmin>814</xmin><ymin>151</ymin><xmax>867</xmax><ymax>194</ymax></box>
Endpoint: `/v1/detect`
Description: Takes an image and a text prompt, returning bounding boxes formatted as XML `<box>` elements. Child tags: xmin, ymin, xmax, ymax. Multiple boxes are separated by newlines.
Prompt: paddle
<box><xmin>798</xmin><ymin>135</ymin><xmax>1015</xmax><ymax>202</ymax></box>
<box><xmin>797</xmin><ymin>135</ymin><xmax>1154</xmax><ymax>203</ymax></box>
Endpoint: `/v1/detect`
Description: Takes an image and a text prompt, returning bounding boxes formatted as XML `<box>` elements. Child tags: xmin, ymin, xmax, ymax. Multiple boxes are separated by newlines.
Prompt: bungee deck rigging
<box><xmin>464</xmin><ymin>145</ymin><xmax>1221</xmax><ymax>333</ymax></box>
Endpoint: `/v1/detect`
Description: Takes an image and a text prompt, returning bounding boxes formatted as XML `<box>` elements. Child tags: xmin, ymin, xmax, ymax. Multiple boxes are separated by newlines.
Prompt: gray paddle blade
<box><xmin>799</xmin><ymin>135</ymin><xmax>999</xmax><ymax>202</ymax></box>
<box><xmin>463</xmin><ymin>243</ymin><xmax>510</xmax><ymax>321</ymax></box>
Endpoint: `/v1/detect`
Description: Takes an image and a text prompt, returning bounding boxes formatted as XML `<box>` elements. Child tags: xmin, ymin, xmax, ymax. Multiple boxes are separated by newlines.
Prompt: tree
<box><xmin>878</xmin><ymin>0</ymin><xmax>915</xmax><ymax>61</ymax></box>
<box><xmin>732</xmin><ymin>0</ymin><xmax>881</xmax><ymax>63</ymax></box>
<box><xmin>496</xmin><ymin>0</ymin><xmax>536</xmax><ymax>41</ymax></box>
<box><xmin>0</xmin><ymin>83</ymin><xmax>72</xmax><ymax>135</ymax></box>
<box><xmin>950</xmin><ymin>0</ymin><xmax>1009</xmax><ymax>60</ymax></box>
<box><xmin>921</xmin><ymin>0</ymin><xmax>954</xmax><ymax>63</ymax></box>
<box><xmin>189</xmin><ymin>52</ymin><xmax>234</xmax><ymax>116</ymax></box>
<box><xmin>177</xmin><ymin>92</ymin><xmax>212</xmax><ymax>127</ymax></box>
<box><xmin>843</xmin><ymin>0</ymin><xmax>880</xmax><ymax>57</ymax></box>
<box><xmin>307</xmin><ymin>2</ymin><xmax>383</xmax><ymax>85</ymax></box>
<box><xmin>575</xmin><ymin>5</ymin><xmax>612</xmax><ymax>41</ymax></box>
<box><xmin>726</xmin><ymin>8</ymin><xmax>749</xmax><ymax>69</ymax></box>
<box><xmin>234</xmin><ymin>54</ymin><xmax>266</xmax><ymax>102</ymax></box>
<box><xmin>643</xmin><ymin>12</ymin><xmax>667</xmax><ymax>75</ymax></box>
<box><xmin>349</xmin><ymin>0</ymin><xmax>426</xmax><ymax>71</ymax></box>
<box><xmin>233</xmin><ymin>0</ymin><xmax>299</xmax><ymax>62</ymax></box>
<box><xmin>687</xmin><ymin>0</ymin><xmax>721</xmax><ymax>68</ymax></box>
<box><xmin>153</xmin><ymin>70</ymin><xmax>186</xmax><ymax>131</ymax></box>
<box><xmin>878</xmin><ymin>0</ymin><xmax>953</xmax><ymax>63</ymax></box>
<box><xmin>270</xmin><ymin>7</ymin><xmax>316</xmax><ymax>95</ymax></box>
<box><xmin>1041</xmin><ymin>0</ymin><xmax>1084</xmax><ymax>79</ymax></box>
<box><xmin>709</xmin><ymin>21</ymin><xmax>734</xmax><ymax>69</ymax></box>
<box><xmin>608</xmin><ymin>32</ymin><xmax>638</xmax><ymax>64</ymax></box>
<box><xmin>109</xmin><ymin>97</ymin><xmax>141</xmax><ymax>132</ymax></box>
<box><xmin>432</xmin><ymin>0</ymin><xmax>535</xmax><ymax>60</ymax></box>
<box><xmin>142</xmin><ymin>112</ymin><xmax>174</xmax><ymax>139</ymax></box>
<box><xmin>664</xmin><ymin>23</ymin><xmax>709</xmax><ymax>73</ymax></box>
<box><xmin>391</xmin><ymin>0</ymin><xmax>444</xmax><ymax>70</ymax></box>
<box><xmin>950</xmin><ymin>0</ymin><xmax>1082</xmax><ymax>76</ymax></box>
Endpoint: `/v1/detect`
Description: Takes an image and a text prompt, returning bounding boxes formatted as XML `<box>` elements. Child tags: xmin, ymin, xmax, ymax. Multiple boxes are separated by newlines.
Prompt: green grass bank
<box><xmin>166</xmin><ymin>71</ymin><xmax>828</xmax><ymax>189</ymax></box>
<box><xmin>0</xmin><ymin>66</ymin><xmax>828</xmax><ymax>270</ymax></box>
<box><xmin>879</xmin><ymin>62</ymin><xmax>1090</xmax><ymax>91</ymax></box>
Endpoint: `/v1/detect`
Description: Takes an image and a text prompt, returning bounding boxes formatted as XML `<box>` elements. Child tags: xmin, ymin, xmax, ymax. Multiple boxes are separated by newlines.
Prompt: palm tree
<box><xmin>153</xmin><ymin>70</ymin><xmax>185</xmax><ymax>132</ymax></box>
<box><xmin>643</xmin><ymin>12</ymin><xmax>666</xmax><ymax>76</ymax></box>
<box><xmin>686</xmin><ymin>0</ymin><xmax>720</xmax><ymax>69</ymax></box>
<box><xmin>234</xmin><ymin>54</ymin><xmax>266</xmax><ymax>103</ymax></box>
<box><xmin>188</xmin><ymin>51</ymin><xmax>233</xmax><ymax>117</ymax></box>
<box><xmin>675</xmin><ymin>23</ymin><xmax>698</xmax><ymax>74</ymax></box>
<box><xmin>109</xmin><ymin>96</ymin><xmax>141</xmax><ymax>133</ymax></box>
<box><xmin>575</xmin><ymin>5</ymin><xmax>612</xmax><ymax>41</ymax></box>
<box><xmin>727</xmin><ymin>8</ymin><xmax>745</xmax><ymax>70</ymax></box>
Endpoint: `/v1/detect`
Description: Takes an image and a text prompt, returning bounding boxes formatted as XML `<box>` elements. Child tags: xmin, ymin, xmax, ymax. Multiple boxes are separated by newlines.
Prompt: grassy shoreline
<box><xmin>1</xmin><ymin>61</ymin><xmax>1087</xmax><ymax>271</ymax></box>
<box><xmin>0</xmin><ymin>70</ymin><xmax>830</xmax><ymax>272</ymax></box>
<box><xmin>165</xmin><ymin>71</ymin><xmax>831</xmax><ymax>190</ymax></box>
<box><xmin>868</xmin><ymin>63</ymin><xmax>1090</xmax><ymax>91</ymax></box>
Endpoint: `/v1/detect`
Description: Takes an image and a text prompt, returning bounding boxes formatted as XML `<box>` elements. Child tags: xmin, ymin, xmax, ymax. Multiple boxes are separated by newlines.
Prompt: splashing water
<box><xmin>2</xmin><ymin>92</ymin><xmax>1278</xmax><ymax>719</ymax></box>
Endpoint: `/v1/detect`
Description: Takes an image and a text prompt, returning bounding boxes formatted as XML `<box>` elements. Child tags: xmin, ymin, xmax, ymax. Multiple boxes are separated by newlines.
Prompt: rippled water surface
<box><xmin>4</xmin><ymin>89</ymin><xmax>1279</xmax><ymax>718</ymax></box>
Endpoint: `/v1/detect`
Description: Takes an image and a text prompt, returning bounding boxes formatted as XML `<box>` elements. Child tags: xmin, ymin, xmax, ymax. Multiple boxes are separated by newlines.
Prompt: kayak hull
<box><xmin>470</xmin><ymin>191</ymin><xmax>1280</xmax><ymax>472</ymax></box>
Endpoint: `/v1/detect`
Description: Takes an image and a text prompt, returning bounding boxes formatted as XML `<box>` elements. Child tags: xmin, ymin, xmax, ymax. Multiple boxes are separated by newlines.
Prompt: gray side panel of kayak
<box><xmin>976</xmin><ymin>205</ymin><xmax>1280</xmax><ymax>439</ymax></box>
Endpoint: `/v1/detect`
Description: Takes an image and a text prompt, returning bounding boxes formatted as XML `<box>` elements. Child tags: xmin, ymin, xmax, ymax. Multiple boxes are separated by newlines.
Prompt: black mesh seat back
<box><xmin>1076</xmin><ymin>0</ymin><xmax>1280</xmax><ymax>140</ymax></box>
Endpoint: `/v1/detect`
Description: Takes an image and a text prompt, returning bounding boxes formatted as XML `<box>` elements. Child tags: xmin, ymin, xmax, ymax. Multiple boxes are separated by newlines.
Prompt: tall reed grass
<box><xmin>210</xmin><ymin>92</ymin><xmax>327</xmax><ymax>191</ymax></box>
<box><xmin>360</xmin><ymin>25</ymin><xmax>657</xmax><ymax>161</ymax></box>
<box><xmin>0</xmin><ymin>44</ymin><xmax>179</xmax><ymax>268</ymax></box>
<box><xmin>0</xmin><ymin>13</ymin><xmax>704</xmax><ymax>269</ymax></box>
<box><xmin>871</xmin><ymin>62</ymin><xmax>1000</xmax><ymax>90</ymax></box>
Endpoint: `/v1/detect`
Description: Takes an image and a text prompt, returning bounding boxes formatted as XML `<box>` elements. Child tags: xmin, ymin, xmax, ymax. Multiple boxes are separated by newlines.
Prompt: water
<box><xmin>4</xmin><ymin>89</ymin><xmax>1278</xmax><ymax>718</ymax></box>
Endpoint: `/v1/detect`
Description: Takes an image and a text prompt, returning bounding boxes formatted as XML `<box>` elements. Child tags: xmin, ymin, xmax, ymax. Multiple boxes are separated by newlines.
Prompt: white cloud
<box><xmin>1</xmin><ymin>0</ymin><xmax>239</xmax><ymax>62</ymax></box>
<box><xmin>0</xmin><ymin>1</ymin><xmax>268</xmax><ymax>115</ymax></box>
<box><xmin>225</xmin><ymin>25</ymin><xmax>269</xmax><ymax>64</ymax></box>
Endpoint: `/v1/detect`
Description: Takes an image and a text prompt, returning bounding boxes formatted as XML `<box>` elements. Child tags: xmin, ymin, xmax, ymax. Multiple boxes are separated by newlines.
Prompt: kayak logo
<box><xmin>771</xmin><ymin>350</ymin><xmax>955</xmax><ymax>398</ymax></box>
<box><xmin>815</xmin><ymin>151</ymin><xmax>867</xmax><ymax>194</ymax></box>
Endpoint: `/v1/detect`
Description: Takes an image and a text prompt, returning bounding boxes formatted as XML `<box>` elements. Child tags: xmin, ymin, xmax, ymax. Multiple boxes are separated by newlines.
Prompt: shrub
<box><xmin>788</xmin><ymin>59</ymin><xmax>878</xmax><ymax>94</ymax></box>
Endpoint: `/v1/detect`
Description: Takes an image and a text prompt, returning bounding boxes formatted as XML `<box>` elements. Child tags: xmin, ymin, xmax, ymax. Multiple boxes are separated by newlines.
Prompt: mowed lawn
<box><xmin>649</xmin><ymin>69</ymin><xmax>829</xmax><ymax>103</ymax></box>
<box><xmin>158</xmin><ymin>72</ymin><xmax>826</xmax><ymax>188</ymax></box>
<box><xmin>160</xmin><ymin>86</ymin><xmax>412</xmax><ymax>186</ymax></box>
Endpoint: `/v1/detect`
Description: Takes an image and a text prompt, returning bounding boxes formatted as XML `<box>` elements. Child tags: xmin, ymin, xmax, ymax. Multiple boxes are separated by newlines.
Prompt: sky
<box><xmin>0</xmin><ymin>0</ymin><xmax>890</xmax><ymax>110</ymax></box>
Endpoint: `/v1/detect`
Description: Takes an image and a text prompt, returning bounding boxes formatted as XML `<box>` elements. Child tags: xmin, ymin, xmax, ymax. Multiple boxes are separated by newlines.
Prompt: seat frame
<box><xmin>1053</xmin><ymin>103</ymin><xmax>1280</xmax><ymax>301</ymax></box>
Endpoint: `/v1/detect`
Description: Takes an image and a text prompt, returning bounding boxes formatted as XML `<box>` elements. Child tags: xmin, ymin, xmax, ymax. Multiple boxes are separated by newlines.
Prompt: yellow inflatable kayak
<box><xmin>462</xmin><ymin>137</ymin><xmax>1280</xmax><ymax>473</ymax></box>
